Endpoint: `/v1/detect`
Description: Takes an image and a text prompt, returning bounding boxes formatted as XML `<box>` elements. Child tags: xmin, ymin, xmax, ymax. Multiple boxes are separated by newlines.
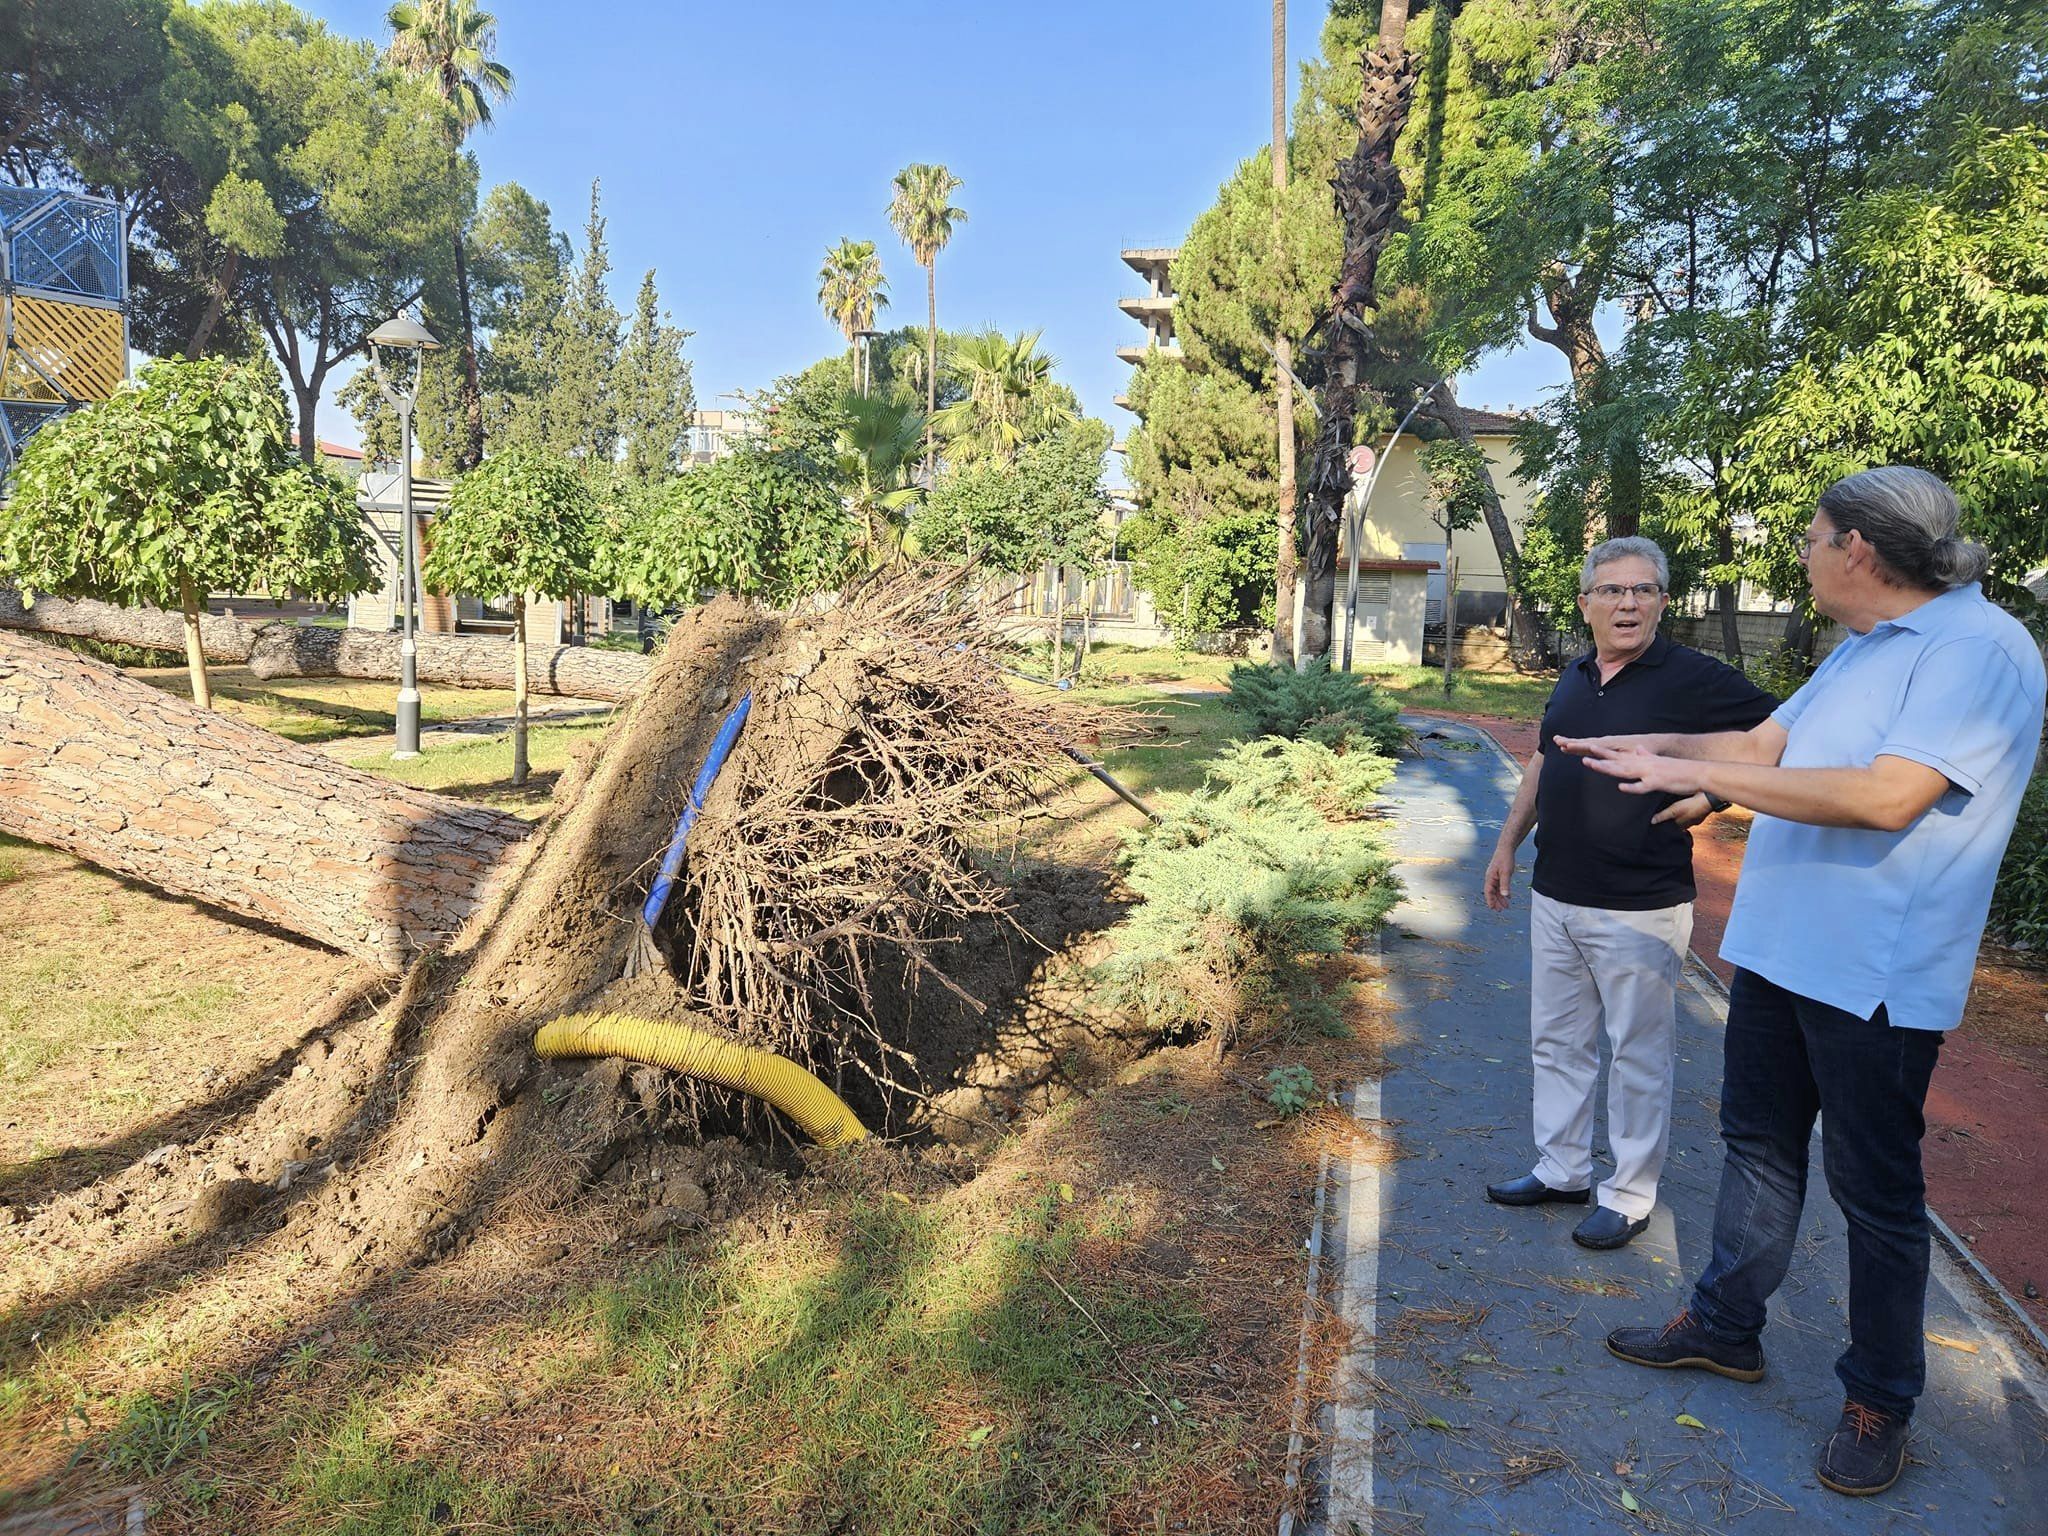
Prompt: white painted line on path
<box><xmin>1325</xmin><ymin>1073</ymin><xmax>1383</xmax><ymax>1535</ymax></box>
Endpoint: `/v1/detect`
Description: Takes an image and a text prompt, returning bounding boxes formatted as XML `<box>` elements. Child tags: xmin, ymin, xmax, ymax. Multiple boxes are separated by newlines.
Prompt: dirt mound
<box><xmin>3</xmin><ymin>574</ymin><xmax>1137</xmax><ymax>1330</ymax></box>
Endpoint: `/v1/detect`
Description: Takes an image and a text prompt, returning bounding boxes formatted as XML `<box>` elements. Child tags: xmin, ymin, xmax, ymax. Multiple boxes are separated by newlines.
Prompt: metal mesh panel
<box><xmin>7</xmin><ymin>197</ymin><xmax>123</xmax><ymax>301</ymax></box>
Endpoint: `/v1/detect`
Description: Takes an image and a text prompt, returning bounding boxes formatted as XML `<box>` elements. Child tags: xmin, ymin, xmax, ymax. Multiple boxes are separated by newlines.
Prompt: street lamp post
<box><xmin>852</xmin><ymin>327</ymin><xmax>883</xmax><ymax>396</ymax></box>
<box><xmin>366</xmin><ymin>313</ymin><xmax>441</xmax><ymax>759</ymax></box>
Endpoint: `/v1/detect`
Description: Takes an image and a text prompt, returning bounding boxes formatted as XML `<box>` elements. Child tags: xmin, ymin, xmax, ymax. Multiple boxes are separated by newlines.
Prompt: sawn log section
<box><xmin>0</xmin><ymin>634</ymin><xmax>533</xmax><ymax>970</ymax></box>
<box><xmin>0</xmin><ymin>589</ymin><xmax>653</xmax><ymax>702</ymax></box>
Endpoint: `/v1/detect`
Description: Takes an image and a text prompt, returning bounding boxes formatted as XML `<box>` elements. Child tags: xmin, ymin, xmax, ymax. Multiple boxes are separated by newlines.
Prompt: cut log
<box><xmin>0</xmin><ymin>632</ymin><xmax>533</xmax><ymax>970</ymax></box>
<box><xmin>0</xmin><ymin>589</ymin><xmax>652</xmax><ymax>702</ymax></box>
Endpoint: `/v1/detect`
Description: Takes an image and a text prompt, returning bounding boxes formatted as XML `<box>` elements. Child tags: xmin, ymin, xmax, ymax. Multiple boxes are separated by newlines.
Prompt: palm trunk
<box><xmin>511</xmin><ymin>595</ymin><xmax>530</xmax><ymax>787</ymax></box>
<box><xmin>1299</xmin><ymin>1</ymin><xmax>1419</xmax><ymax>661</ymax></box>
<box><xmin>925</xmin><ymin>261</ymin><xmax>939</xmax><ymax>482</ymax></box>
<box><xmin>178</xmin><ymin>576</ymin><xmax>212</xmax><ymax>709</ymax></box>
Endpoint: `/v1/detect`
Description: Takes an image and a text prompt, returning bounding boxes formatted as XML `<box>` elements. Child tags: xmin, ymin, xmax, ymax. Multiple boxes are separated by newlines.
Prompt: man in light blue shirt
<box><xmin>1554</xmin><ymin>466</ymin><xmax>2045</xmax><ymax>1498</ymax></box>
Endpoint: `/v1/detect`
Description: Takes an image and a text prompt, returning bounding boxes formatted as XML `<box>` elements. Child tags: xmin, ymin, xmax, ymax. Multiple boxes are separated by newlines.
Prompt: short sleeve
<box><xmin>1690</xmin><ymin>654</ymin><xmax>1779</xmax><ymax>733</ymax></box>
<box><xmin>1877</xmin><ymin>639</ymin><xmax>2036</xmax><ymax>796</ymax></box>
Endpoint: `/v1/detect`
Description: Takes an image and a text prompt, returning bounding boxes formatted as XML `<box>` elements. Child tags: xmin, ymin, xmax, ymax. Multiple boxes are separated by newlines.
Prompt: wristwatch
<box><xmin>1704</xmin><ymin>792</ymin><xmax>1732</xmax><ymax>814</ymax></box>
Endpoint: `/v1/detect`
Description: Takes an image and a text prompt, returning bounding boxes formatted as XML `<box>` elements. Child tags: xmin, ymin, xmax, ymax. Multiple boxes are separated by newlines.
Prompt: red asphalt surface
<box><xmin>1426</xmin><ymin>709</ymin><xmax>2048</xmax><ymax>1335</ymax></box>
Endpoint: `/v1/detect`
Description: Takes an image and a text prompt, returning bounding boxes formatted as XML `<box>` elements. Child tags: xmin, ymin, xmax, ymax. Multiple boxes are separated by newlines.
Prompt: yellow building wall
<box><xmin>1348</xmin><ymin>434</ymin><xmax>1535</xmax><ymax>594</ymax></box>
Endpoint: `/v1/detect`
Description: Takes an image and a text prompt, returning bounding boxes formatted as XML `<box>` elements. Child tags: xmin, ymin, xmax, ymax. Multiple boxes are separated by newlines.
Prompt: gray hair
<box><xmin>1580</xmin><ymin>536</ymin><xmax>1670</xmax><ymax>594</ymax></box>
<box><xmin>1817</xmin><ymin>466</ymin><xmax>1990</xmax><ymax>590</ymax></box>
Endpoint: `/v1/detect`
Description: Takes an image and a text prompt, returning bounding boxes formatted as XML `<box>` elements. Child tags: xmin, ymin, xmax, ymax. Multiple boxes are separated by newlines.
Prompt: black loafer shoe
<box><xmin>1605</xmin><ymin>1308</ymin><xmax>1764</xmax><ymax>1382</ymax></box>
<box><xmin>1572</xmin><ymin>1205</ymin><xmax>1651</xmax><ymax>1249</ymax></box>
<box><xmin>1817</xmin><ymin>1400</ymin><xmax>1909</xmax><ymax>1496</ymax></box>
<box><xmin>1485</xmin><ymin>1174</ymin><xmax>1591</xmax><ymax>1207</ymax></box>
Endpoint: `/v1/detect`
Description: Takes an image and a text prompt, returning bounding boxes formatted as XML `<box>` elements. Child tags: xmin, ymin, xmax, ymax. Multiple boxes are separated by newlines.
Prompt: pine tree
<box><xmin>614</xmin><ymin>269</ymin><xmax>696</xmax><ymax>483</ymax></box>
<box><xmin>538</xmin><ymin>180</ymin><xmax>623</xmax><ymax>465</ymax></box>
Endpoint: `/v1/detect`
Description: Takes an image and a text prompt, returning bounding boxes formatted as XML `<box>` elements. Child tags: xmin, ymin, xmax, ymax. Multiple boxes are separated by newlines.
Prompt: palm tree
<box><xmin>887</xmin><ymin>163</ymin><xmax>966</xmax><ymax>480</ymax></box>
<box><xmin>817</xmin><ymin>239</ymin><xmax>889</xmax><ymax>376</ymax></box>
<box><xmin>930</xmin><ymin>330</ymin><xmax>1077</xmax><ymax>466</ymax></box>
<box><xmin>835</xmin><ymin>391</ymin><xmax>925</xmax><ymax>562</ymax></box>
<box><xmin>387</xmin><ymin>0</ymin><xmax>514</xmax><ymax>472</ymax></box>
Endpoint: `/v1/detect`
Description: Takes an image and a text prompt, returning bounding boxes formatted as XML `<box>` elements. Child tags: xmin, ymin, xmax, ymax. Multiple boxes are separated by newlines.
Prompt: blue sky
<box><xmin>305</xmin><ymin>0</ymin><xmax>1566</xmax><ymax>453</ymax></box>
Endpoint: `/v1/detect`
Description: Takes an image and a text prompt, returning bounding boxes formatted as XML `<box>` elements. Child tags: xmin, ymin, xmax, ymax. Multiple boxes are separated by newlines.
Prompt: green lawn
<box><xmin>133</xmin><ymin>666</ymin><xmax>538</xmax><ymax>745</ymax></box>
<box><xmin>348</xmin><ymin>716</ymin><xmax>614</xmax><ymax>813</ymax></box>
<box><xmin>1356</xmin><ymin>663</ymin><xmax>1556</xmax><ymax>722</ymax></box>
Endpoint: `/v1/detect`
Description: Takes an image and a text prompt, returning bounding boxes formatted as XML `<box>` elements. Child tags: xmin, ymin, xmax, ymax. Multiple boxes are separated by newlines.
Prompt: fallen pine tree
<box><xmin>0</xmin><ymin>587</ymin><xmax>652</xmax><ymax>702</ymax></box>
<box><xmin>0</xmin><ymin>631</ymin><xmax>535</xmax><ymax>969</ymax></box>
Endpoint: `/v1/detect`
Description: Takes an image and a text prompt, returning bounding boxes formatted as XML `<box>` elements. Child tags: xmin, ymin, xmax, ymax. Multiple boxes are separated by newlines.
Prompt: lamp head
<box><xmin>367</xmin><ymin>314</ymin><xmax>441</xmax><ymax>352</ymax></box>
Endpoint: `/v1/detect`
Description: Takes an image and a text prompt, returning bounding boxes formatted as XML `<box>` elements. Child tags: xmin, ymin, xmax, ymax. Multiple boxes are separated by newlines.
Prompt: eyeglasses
<box><xmin>1582</xmin><ymin>583</ymin><xmax>1665</xmax><ymax>602</ymax></box>
<box><xmin>1796</xmin><ymin>528</ymin><xmax>1848</xmax><ymax>563</ymax></box>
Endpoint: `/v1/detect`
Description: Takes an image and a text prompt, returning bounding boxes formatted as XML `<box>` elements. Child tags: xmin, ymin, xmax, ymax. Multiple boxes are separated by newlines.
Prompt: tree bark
<box><xmin>0</xmin><ymin>633</ymin><xmax>531</xmax><ymax>970</ymax></box>
<box><xmin>184</xmin><ymin>247</ymin><xmax>240</xmax><ymax>359</ymax></box>
<box><xmin>0</xmin><ymin>589</ymin><xmax>651</xmax><ymax>702</ymax></box>
<box><xmin>1270</xmin><ymin>0</ymin><xmax>1299</xmax><ymax>670</ymax></box>
<box><xmin>177</xmin><ymin>577</ymin><xmax>212</xmax><ymax>709</ymax></box>
<box><xmin>511</xmin><ymin>595</ymin><xmax>530</xmax><ymax>787</ymax></box>
<box><xmin>1299</xmin><ymin>2</ymin><xmax>1419</xmax><ymax>660</ymax></box>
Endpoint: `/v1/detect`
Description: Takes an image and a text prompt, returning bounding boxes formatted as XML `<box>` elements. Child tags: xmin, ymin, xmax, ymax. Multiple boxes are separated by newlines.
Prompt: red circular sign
<box><xmin>1349</xmin><ymin>444</ymin><xmax>1377</xmax><ymax>477</ymax></box>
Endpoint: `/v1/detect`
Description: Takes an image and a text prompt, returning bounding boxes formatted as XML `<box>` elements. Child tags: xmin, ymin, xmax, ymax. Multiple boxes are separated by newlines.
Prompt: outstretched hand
<box><xmin>1573</xmin><ymin>742</ymin><xmax>1708</xmax><ymax>798</ymax></box>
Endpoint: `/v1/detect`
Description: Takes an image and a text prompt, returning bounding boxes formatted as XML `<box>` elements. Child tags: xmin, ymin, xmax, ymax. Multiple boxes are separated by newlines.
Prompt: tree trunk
<box><xmin>1441</xmin><ymin>543</ymin><xmax>1458</xmax><ymax>691</ymax></box>
<box><xmin>1270</xmin><ymin>0</ymin><xmax>1299</xmax><ymax>670</ymax></box>
<box><xmin>511</xmin><ymin>596</ymin><xmax>530</xmax><ymax>787</ymax></box>
<box><xmin>1714</xmin><ymin>520</ymin><xmax>1743</xmax><ymax>663</ymax></box>
<box><xmin>0</xmin><ymin>633</ymin><xmax>531</xmax><ymax>970</ymax></box>
<box><xmin>1426</xmin><ymin>378</ymin><xmax>1546</xmax><ymax>668</ymax></box>
<box><xmin>1299</xmin><ymin>1</ymin><xmax>1419</xmax><ymax>661</ymax></box>
<box><xmin>925</xmin><ymin>262</ymin><xmax>939</xmax><ymax>482</ymax></box>
<box><xmin>452</xmin><ymin>227</ymin><xmax>485</xmax><ymax>472</ymax></box>
<box><xmin>177</xmin><ymin>577</ymin><xmax>213</xmax><ymax>709</ymax></box>
<box><xmin>184</xmin><ymin>247</ymin><xmax>239</xmax><ymax>359</ymax></box>
<box><xmin>1530</xmin><ymin>268</ymin><xmax>1640</xmax><ymax>542</ymax></box>
<box><xmin>294</xmin><ymin>380</ymin><xmax>320</xmax><ymax>467</ymax></box>
<box><xmin>0</xmin><ymin>589</ymin><xmax>651</xmax><ymax>702</ymax></box>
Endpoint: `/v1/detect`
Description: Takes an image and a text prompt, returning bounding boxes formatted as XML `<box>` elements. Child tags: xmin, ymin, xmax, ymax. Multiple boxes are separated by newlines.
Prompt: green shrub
<box><xmin>1223</xmin><ymin>658</ymin><xmax>1408</xmax><ymax>754</ymax></box>
<box><xmin>1204</xmin><ymin>735</ymin><xmax>1397</xmax><ymax>821</ymax></box>
<box><xmin>1094</xmin><ymin>740</ymin><xmax>1401</xmax><ymax>1045</ymax></box>
<box><xmin>1991</xmin><ymin>771</ymin><xmax>2048</xmax><ymax>950</ymax></box>
<box><xmin>1739</xmin><ymin>644</ymin><xmax>1812</xmax><ymax>701</ymax></box>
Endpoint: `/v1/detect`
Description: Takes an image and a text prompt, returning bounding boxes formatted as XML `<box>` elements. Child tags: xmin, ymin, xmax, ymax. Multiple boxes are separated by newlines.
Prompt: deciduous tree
<box><xmin>0</xmin><ymin>358</ymin><xmax>372</xmax><ymax>707</ymax></box>
<box><xmin>421</xmin><ymin>447</ymin><xmax>594</xmax><ymax>784</ymax></box>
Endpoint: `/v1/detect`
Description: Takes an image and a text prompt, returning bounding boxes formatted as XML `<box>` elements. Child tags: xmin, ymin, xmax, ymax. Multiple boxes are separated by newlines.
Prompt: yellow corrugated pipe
<box><xmin>533</xmin><ymin>1011</ymin><xmax>869</xmax><ymax>1149</ymax></box>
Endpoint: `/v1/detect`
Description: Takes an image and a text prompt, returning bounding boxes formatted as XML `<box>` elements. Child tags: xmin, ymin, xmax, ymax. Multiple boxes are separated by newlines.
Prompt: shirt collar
<box><xmin>1577</xmin><ymin>630</ymin><xmax>1671</xmax><ymax>676</ymax></box>
<box><xmin>1872</xmin><ymin>582</ymin><xmax>1977</xmax><ymax>636</ymax></box>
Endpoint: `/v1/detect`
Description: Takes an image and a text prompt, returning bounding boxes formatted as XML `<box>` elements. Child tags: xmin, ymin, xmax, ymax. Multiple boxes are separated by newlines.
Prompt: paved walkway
<box><xmin>1319</xmin><ymin>722</ymin><xmax>2048</xmax><ymax>1535</ymax></box>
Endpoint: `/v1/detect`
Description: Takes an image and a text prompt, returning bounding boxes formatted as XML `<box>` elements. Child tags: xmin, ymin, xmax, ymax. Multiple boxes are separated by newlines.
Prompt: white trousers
<box><xmin>1527</xmin><ymin>892</ymin><xmax>1692</xmax><ymax>1222</ymax></box>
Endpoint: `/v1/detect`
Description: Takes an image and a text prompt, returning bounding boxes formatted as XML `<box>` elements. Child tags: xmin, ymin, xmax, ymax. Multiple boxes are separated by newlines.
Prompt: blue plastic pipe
<box><xmin>640</xmin><ymin>692</ymin><xmax>752</xmax><ymax>931</ymax></box>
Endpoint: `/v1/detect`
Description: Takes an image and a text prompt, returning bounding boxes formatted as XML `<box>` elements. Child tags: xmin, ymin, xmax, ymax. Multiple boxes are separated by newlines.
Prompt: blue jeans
<box><xmin>1690</xmin><ymin>969</ymin><xmax>1944</xmax><ymax>1418</ymax></box>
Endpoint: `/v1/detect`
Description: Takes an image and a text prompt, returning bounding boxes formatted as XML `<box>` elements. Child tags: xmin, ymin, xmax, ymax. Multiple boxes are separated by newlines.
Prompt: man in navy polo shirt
<box><xmin>1483</xmin><ymin>537</ymin><xmax>1776</xmax><ymax>1250</ymax></box>
<box><xmin>1570</xmin><ymin>467</ymin><xmax>2045</xmax><ymax>1497</ymax></box>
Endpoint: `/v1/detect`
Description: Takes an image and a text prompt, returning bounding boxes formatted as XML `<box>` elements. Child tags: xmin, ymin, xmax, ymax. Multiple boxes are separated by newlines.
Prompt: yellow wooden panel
<box><xmin>2</xmin><ymin>293</ymin><xmax>125</xmax><ymax>403</ymax></box>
